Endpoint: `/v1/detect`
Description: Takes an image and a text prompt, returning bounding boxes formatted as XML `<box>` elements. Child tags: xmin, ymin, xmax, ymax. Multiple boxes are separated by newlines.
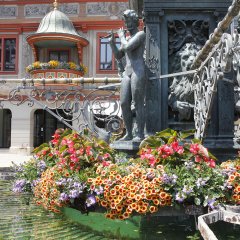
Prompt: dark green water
<box><xmin>0</xmin><ymin>180</ymin><xmax>240</xmax><ymax>240</ymax></box>
<box><xmin>0</xmin><ymin>181</ymin><xmax>109</xmax><ymax>240</ymax></box>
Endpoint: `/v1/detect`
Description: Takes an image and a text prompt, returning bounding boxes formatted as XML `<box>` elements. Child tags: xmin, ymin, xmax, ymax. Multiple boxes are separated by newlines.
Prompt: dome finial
<box><xmin>53</xmin><ymin>0</ymin><xmax>58</xmax><ymax>10</ymax></box>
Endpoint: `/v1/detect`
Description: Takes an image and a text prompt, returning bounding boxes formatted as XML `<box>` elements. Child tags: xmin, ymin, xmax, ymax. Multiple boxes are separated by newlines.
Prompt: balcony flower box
<box><xmin>26</xmin><ymin>60</ymin><xmax>87</xmax><ymax>78</ymax></box>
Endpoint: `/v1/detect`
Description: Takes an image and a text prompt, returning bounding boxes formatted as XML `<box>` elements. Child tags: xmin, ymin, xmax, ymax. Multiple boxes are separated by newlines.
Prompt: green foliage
<box><xmin>140</xmin><ymin>128</ymin><xmax>195</xmax><ymax>149</ymax></box>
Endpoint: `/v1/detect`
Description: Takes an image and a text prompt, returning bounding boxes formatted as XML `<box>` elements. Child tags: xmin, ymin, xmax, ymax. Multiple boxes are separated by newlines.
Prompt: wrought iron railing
<box><xmin>191</xmin><ymin>0</ymin><xmax>240</xmax><ymax>140</ymax></box>
<box><xmin>0</xmin><ymin>77</ymin><xmax>123</xmax><ymax>142</ymax></box>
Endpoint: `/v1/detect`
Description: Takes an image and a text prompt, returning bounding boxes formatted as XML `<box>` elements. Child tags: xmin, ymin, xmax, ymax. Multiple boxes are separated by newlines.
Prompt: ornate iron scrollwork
<box><xmin>193</xmin><ymin>29</ymin><xmax>239</xmax><ymax>139</ymax></box>
<box><xmin>0</xmin><ymin>81</ymin><xmax>124</xmax><ymax>142</ymax></box>
<box><xmin>168</xmin><ymin>20</ymin><xmax>209</xmax><ymax>55</ymax></box>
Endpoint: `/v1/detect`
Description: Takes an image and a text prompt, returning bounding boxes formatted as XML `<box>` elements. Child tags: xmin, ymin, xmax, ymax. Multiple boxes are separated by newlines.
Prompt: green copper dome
<box><xmin>36</xmin><ymin>8</ymin><xmax>79</xmax><ymax>36</ymax></box>
<box><xmin>27</xmin><ymin>4</ymin><xmax>89</xmax><ymax>49</ymax></box>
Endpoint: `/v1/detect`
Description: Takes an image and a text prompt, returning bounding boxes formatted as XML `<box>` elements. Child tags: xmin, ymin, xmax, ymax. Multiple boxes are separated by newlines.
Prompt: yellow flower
<box><xmin>149</xmin><ymin>205</ymin><xmax>158</xmax><ymax>213</ymax></box>
<box><xmin>48</xmin><ymin>60</ymin><xmax>59</xmax><ymax>68</ymax></box>
<box><xmin>33</xmin><ymin>61</ymin><xmax>41</xmax><ymax>68</ymax></box>
<box><xmin>69</xmin><ymin>61</ymin><xmax>77</xmax><ymax>70</ymax></box>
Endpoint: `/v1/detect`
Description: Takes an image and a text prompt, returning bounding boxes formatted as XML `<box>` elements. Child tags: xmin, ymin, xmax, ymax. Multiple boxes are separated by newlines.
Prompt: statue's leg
<box><xmin>131</xmin><ymin>74</ymin><xmax>146</xmax><ymax>141</ymax></box>
<box><xmin>119</xmin><ymin>75</ymin><xmax>133</xmax><ymax>141</ymax></box>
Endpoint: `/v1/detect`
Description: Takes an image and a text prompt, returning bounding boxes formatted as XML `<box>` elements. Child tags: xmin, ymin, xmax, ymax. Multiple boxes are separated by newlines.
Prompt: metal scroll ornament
<box><xmin>193</xmin><ymin>31</ymin><xmax>237</xmax><ymax>140</ymax></box>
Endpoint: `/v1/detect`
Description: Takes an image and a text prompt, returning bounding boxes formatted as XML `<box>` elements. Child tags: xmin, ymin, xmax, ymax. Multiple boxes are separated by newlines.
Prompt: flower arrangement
<box><xmin>221</xmin><ymin>158</ymin><xmax>240</xmax><ymax>204</ymax></box>
<box><xmin>12</xmin><ymin>128</ymin><xmax>239</xmax><ymax>221</ymax></box>
<box><xmin>89</xmin><ymin>159</ymin><xmax>171</xmax><ymax>220</ymax></box>
<box><xmin>13</xmin><ymin>128</ymin><xmax>114</xmax><ymax>214</ymax></box>
<box><xmin>89</xmin><ymin>129</ymin><xmax>226</xmax><ymax>219</ymax></box>
<box><xmin>26</xmin><ymin>60</ymin><xmax>87</xmax><ymax>76</ymax></box>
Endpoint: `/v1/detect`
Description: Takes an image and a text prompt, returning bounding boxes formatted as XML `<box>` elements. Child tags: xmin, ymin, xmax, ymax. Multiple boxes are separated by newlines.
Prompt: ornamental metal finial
<box><xmin>53</xmin><ymin>0</ymin><xmax>58</xmax><ymax>10</ymax></box>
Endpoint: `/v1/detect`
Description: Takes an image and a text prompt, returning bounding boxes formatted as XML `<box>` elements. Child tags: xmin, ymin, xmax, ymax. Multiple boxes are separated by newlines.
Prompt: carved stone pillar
<box><xmin>145</xmin><ymin>13</ymin><xmax>164</xmax><ymax>135</ymax></box>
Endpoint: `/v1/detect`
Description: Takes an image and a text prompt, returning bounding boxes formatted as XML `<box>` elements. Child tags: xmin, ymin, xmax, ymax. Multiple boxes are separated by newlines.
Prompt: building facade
<box><xmin>0</xmin><ymin>0</ymin><xmax>128</xmax><ymax>154</ymax></box>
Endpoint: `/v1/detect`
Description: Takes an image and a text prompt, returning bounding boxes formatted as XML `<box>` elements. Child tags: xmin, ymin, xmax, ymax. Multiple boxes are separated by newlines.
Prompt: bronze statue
<box><xmin>109</xmin><ymin>9</ymin><xmax>146</xmax><ymax>141</ymax></box>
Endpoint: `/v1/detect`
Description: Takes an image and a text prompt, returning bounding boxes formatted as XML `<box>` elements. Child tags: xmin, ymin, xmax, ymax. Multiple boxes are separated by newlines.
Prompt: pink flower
<box><xmin>61</xmin><ymin>139</ymin><xmax>67</xmax><ymax>145</ymax></box>
<box><xmin>162</xmin><ymin>145</ymin><xmax>174</xmax><ymax>156</ymax></box>
<box><xmin>171</xmin><ymin>141</ymin><xmax>184</xmax><ymax>154</ymax></box>
<box><xmin>177</xmin><ymin>148</ymin><xmax>184</xmax><ymax>154</ymax></box>
<box><xmin>198</xmin><ymin>145</ymin><xmax>209</xmax><ymax>157</ymax></box>
<box><xmin>68</xmin><ymin>148</ymin><xmax>75</xmax><ymax>154</ymax></box>
<box><xmin>51</xmin><ymin>139</ymin><xmax>59</xmax><ymax>145</ymax></box>
<box><xmin>52</xmin><ymin>133</ymin><xmax>60</xmax><ymax>139</ymax></box>
<box><xmin>67</xmin><ymin>140</ymin><xmax>74</xmax><ymax>148</ymax></box>
<box><xmin>102</xmin><ymin>160</ymin><xmax>110</xmax><ymax>167</ymax></box>
<box><xmin>76</xmin><ymin>148</ymin><xmax>84</xmax><ymax>155</ymax></box>
<box><xmin>149</xmin><ymin>157</ymin><xmax>156</xmax><ymax>167</ymax></box>
<box><xmin>86</xmin><ymin>146</ymin><xmax>93</xmax><ymax>156</ymax></box>
<box><xmin>190</xmin><ymin>143</ymin><xmax>200</xmax><ymax>154</ymax></box>
<box><xmin>208</xmin><ymin>159</ymin><xmax>216</xmax><ymax>168</ymax></box>
<box><xmin>70</xmin><ymin>154</ymin><xmax>79</xmax><ymax>163</ymax></box>
<box><xmin>141</xmin><ymin>153</ymin><xmax>156</xmax><ymax>166</ymax></box>
<box><xmin>195</xmin><ymin>155</ymin><xmax>202</xmax><ymax>163</ymax></box>
<box><xmin>58</xmin><ymin>158</ymin><xmax>66</xmax><ymax>166</ymax></box>
<box><xmin>103</xmin><ymin>153</ymin><xmax>110</xmax><ymax>159</ymax></box>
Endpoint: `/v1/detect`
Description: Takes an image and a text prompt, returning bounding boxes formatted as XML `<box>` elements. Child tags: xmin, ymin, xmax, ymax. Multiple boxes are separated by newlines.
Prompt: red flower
<box><xmin>190</xmin><ymin>143</ymin><xmax>199</xmax><ymax>154</ymax></box>
<box><xmin>51</xmin><ymin>139</ymin><xmax>59</xmax><ymax>145</ymax></box>
<box><xmin>195</xmin><ymin>155</ymin><xmax>201</xmax><ymax>163</ymax></box>
<box><xmin>140</xmin><ymin>151</ymin><xmax>156</xmax><ymax>166</ymax></box>
<box><xmin>86</xmin><ymin>146</ymin><xmax>93</xmax><ymax>156</ymax></box>
<box><xmin>102</xmin><ymin>160</ymin><xmax>111</xmax><ymax>167</ymax></box>
<box><xmin>208</xmin><ymin>159</ymin><xmax>216</xmax><ymax>168</ymax></box>
<box><xmin>171</xmin><ymin>141</ymin><xmax>184</xmax><ymax>154</ymax></box>
<box><xmin>162</xmin><ymin>145</ymin><xmax>174</xmax><ymax>156</ymax></box>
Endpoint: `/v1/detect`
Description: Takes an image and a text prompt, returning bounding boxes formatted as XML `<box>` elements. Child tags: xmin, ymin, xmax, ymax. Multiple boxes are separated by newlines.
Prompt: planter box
<box><xmin>62</xmin><ymin>207</ymin><xmax>141</xmax><ymax>240</ymax></box>
<box><xmin>30</xmin><ymin>69</ymin><xmax>83</xmax><ymax>79</ymax></box>
<box><xmin>61</xmin><ymin>205</ymin><xmax>206</xmax><ymax>239</ymax></box>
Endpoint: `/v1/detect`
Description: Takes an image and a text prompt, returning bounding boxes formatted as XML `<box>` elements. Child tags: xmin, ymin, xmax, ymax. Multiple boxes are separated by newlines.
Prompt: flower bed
<box><xmin>12</xmin><ymin>128</ymin><xmax>240</xmax><ymax>220</ymax></box>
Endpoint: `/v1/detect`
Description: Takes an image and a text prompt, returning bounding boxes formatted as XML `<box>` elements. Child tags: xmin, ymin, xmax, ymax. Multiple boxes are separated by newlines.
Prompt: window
<box><xmin>0</xmin><ymin>36</ymin><xmax>18</xmax><ymax>73</ymax></box>
<box><xmin>48</xmin><ymin>50</ymin><xmax>69</xmax><ymax>62</ymax></box>
<box><xmin>96</xmin><ymin>33</ymin><xmax>120</xmax><ymax>73</ymax></box>
<box><xmin>0</xmin><ymin>109</ymin><xmax>11</xmax><ymax>148</ymax></box>
<box><xmin>34</xmin><ymin>109</ymin><xmax>72</xmax><ymax>147</ymax></box>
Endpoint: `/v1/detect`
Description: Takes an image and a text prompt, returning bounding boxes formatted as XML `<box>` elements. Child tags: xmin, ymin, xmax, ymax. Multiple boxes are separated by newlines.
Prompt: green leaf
<box><xmin>83</xmin><ymin>128</ymin><xmax>89</xmax><ymax>136</ymax></box>
<box><xmin>179</xmin><ymin>129</ymin><xmax>195</xmax><ymax>139</ymax></box>
<box><xmin>139</xmin><ymin>136</ymin><xmax>162</xmax><ymax>149</ymax></box>
<box><xmin>191</xmin><ymin>138</ymin><xmax>202</xmax><ymax>144</ymax></box>
<box><xmin>59</xmin><ymin>145</ymin><xmax>67</xmax><ymax>152</ymax></box>
<box><xmin>194</xmin><ymin>197</ymin><xmax>201</xmax><ymax>205</ymax></box>
<box><xmin>203</xmin><ymin>199</ymin><xmax>208</xmax><ymax>207</ymax></box>
<box><xmin>32</xmin><ymin>143</ymin><xmax>49</xmax><ymax>153</ymax></box>
<box><xmin>208</xmin><ymin>151</ymin><xmax>217</xmax><ymax>160</ymax></box>
<box><xmin>155</xmin><ymin>128</ymin><xmax>177</xmax><ymax>139</ymax></box>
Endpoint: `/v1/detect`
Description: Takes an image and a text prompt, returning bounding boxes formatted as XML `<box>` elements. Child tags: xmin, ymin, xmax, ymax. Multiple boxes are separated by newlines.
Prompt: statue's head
<box><xmin>169</xmin><ymin>42</ymin><xmax>202</xmax><ymax>110</ymax></box>
<box><xmin>123</xmin><ymin>9</ymin><xmax>139</xmax><ymax>31</ymax></box>
<box><xmin>170</xmin><ymin>42</ymin><xmax>201</xmax><ymax>74</ymax></box>
<box><xmin>178</xmin><ymin>43</ymin><xmax>201</xmax><ymax>71</ymax></box>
